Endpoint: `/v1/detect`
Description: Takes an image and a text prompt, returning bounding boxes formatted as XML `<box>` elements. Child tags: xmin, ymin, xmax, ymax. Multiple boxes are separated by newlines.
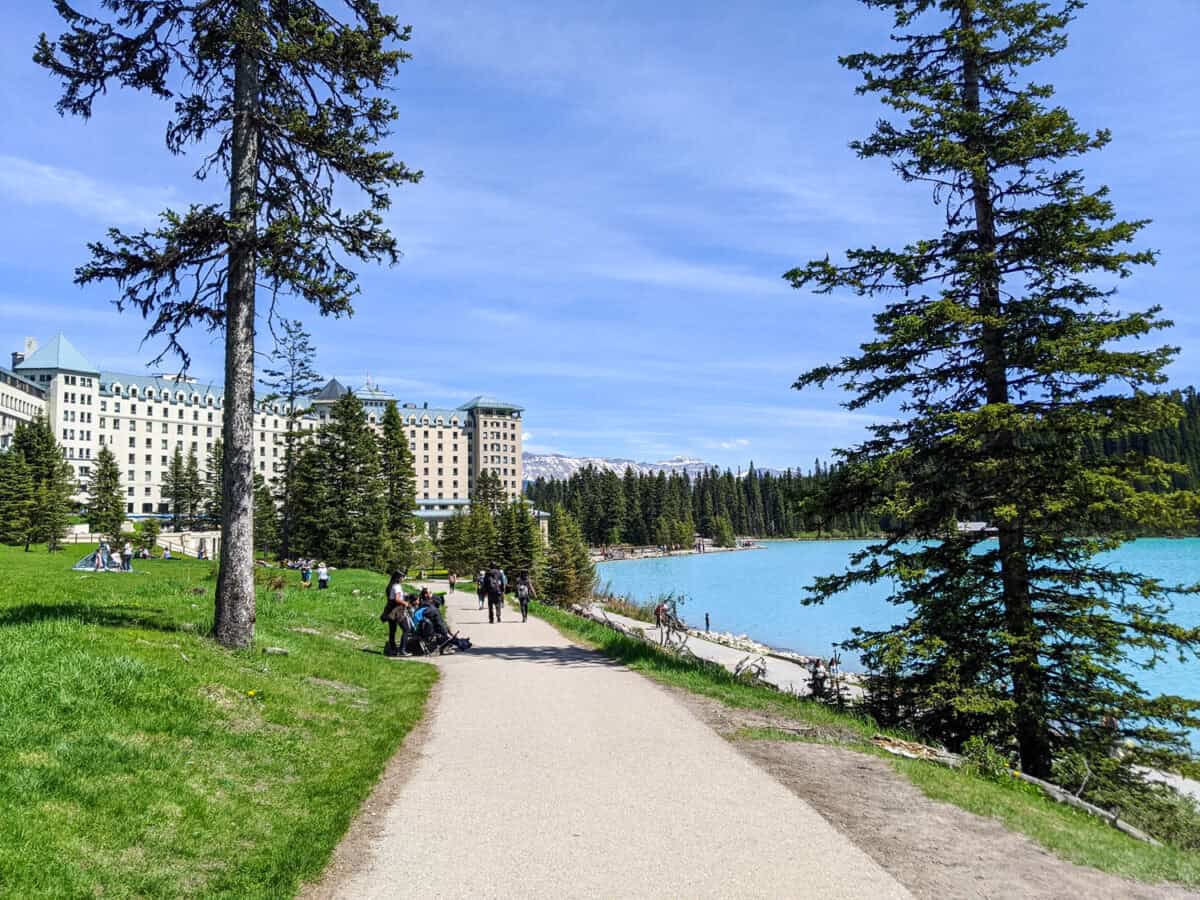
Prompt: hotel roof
<box><xmin>457</xmin><ymin>395</ymin><xmax>524</xmax><ymax>412</ymax></box>
<box><xmin>14</xmin><ymin>334</ymin><xmax>98</xmax><ymax>374</ymax></box>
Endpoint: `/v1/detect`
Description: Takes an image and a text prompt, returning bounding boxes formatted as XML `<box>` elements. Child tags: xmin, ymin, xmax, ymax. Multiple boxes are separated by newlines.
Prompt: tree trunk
<box><xmin>214</xmin><ymin>0</ymin><xmax>261</xmax><ymax>650</ymax></box>
<box><xmin>958</xmin><ymin>0</ymin><xmax>1051</xmax><ymax>778</ymax></box>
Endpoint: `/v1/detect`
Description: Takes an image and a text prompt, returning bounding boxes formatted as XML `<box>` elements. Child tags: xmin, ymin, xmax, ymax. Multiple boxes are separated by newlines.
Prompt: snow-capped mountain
<box><xmin>522</xmin><ymin>453</ymin><xmax>716</xmax><ymax>481</ymax></box>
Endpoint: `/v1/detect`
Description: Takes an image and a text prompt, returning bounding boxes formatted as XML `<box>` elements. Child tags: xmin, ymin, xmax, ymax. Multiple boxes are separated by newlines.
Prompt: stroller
<box><xmin>387</xmin><ymin>596</ymin><xmax>471</xmax><ymax>656</ymax></box>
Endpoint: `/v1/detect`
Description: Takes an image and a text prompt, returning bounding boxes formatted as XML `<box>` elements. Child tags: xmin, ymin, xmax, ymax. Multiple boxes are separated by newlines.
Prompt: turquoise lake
<box><xmin>597</xmin><ymin>538</ymin><xmax>1200</xmax><ymax>705</ymax></box>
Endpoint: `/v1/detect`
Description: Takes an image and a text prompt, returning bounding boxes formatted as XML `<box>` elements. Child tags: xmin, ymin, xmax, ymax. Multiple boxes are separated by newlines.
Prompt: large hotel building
<box><xmin>0</xmin><ymin>334</ymin><xmax>524</xmax><ymax>529</ymax></box>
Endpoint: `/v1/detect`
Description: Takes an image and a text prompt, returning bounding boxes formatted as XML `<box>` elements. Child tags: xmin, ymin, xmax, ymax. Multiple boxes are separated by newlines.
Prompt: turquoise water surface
<box><xmin>596</xmin><ymin>539</ymin><xmax>1200</xmax><ymax>706</ymax></box>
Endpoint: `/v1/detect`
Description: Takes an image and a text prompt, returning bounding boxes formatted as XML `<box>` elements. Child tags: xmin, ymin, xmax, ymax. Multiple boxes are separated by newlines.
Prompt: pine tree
<box><xmin>473</xmin><ymin>470</ymin><xmax>507</xmax><ymax>518</ymax></box>
<box><xmin>287</xmin><ymin>441</ymin><xmax>329</xmax><ymax>559</ymax></box>
<box><xmin>161</xmin><ymin>447</ymin><xmax>185</xmax><ymax>530</ymax></box>
<box><xmin>10</xmin><ymin>417</ymin><xmax>75</xmax><ymax>552</ymax></box>
<box><xmin>86</xmin><ymin>446</ymin><xmax>125</xmax><ymax>543</ymax></box>
<box><xmin>465</xmin><ymin>500</ymin><xmax>498</xmax><ymax>574</ymax></box>
<box><xmin>139</xmin><ymin>517</ymin><xmax>162</xmax><ymax>553</ymax></box>
<box><xmin>38</xmin><ymin>0</ymin><xmax>421</xmax><ymax>648</ymax></box>
<box><xmin>260</xmin><ymin>319</ymin><xmax>323</xmax><ymax>558</ymax></box>
<box><xmin>437</xmin><ymin>511</ymin><xmax>472</xmax><ymax>576</ymax></box>
<box><xmin>787</xmin><ymin>0</ymin><xmax>1200</xmax><ymax>779</ymax></box>
<box><xmin>184</xmin><ymin>449</ymin><xmax>202</xmax><ymax>529</ymax></box>
<box><xmin>379</xmin><ymin>401</ymin><xmax>417</xmax><ymax>567</ymax></box>
<box><xmin>204</xmin><ymin>439</ymin><xmax>224</xmax><ymax>525</ymax></box>
<box><xmin>544</xmin><ymin>507</ymin><xmax>594</xmax><ymax>606</ymax></box>
<box><xmin>319</xmin><ymin>392</ymin><xmax>390</xmax><ymax>570</ymax></box>
<box><xmin>0</xmin><ymin>452</ymin><xmax>35</xmax><ymax>546</ymax></box>
<box><xmin>252</xmin><ymin>473</ymin><xmax>278</xmax><ymax>554</ymax></box>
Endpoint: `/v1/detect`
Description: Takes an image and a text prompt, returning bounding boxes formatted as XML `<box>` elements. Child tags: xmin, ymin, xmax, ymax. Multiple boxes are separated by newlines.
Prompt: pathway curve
<box><xmin>324</xmin><ymin>591</ymin><xmax>909</xmax><ymax>899</ymax></box>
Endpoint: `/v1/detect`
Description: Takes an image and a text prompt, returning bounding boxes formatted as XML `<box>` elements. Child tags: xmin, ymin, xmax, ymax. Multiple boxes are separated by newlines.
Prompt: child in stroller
<box><xmin>381</xmin><ymin>580</ymin><xmax>467</xmax><ymax>657</ymax></box>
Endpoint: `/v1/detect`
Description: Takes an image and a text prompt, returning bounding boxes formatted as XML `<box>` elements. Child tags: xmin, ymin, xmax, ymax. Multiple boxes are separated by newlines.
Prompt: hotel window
<box><xmin>144</xmin><ymin>470</ymin><xmax>152</xmax><ymax>481</ymax></box>
<box><xmin>128</xmin><ymin>437</ymin><xmax>135</xmax><ymax>448</ymax></box>
<box><xmin>127</xmin><ymin>486</ymin><xmax>134</xmax><ymax>496</ymax></box>
<box><xmin>128</xmin><ymin>453</ymin><xmax>135</xmax><ymax>464</ymax></box>
<box><xmin>128</xmin><ymin>470</ymin><xmax>135</xmax><ymax>481</ymax></box>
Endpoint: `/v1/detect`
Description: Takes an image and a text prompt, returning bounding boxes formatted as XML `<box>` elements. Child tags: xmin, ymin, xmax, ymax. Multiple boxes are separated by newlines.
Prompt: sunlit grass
<box><xmin>0</xmin><ymin>546</ymin><xmax>435</xmax><ymax>898</ymax></box>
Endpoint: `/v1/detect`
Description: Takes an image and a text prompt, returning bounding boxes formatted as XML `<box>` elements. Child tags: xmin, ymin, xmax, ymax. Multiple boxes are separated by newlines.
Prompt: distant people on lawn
<box><xmin>516</xmin><ymin>572</ymin><xmax>535</xmax><ymax>623</ymax></box>
<box><xmin>123</xmin><ymin>541</ymin><xmax>133</xmax><ymax>571</ymax></box>
<box><xmin>162</xmin><ymin>547</ymin><xmax>172</xmax><ymax>561</ymax></box>
<box><xmin>301</xmin><ymin>560</ymin><xmax>313</xmax><ymax>588</ymax></box>
<box><xmin>317</xmin><ymin>562</ymin><xmax>330</xmax><ymax>590</ymax></box>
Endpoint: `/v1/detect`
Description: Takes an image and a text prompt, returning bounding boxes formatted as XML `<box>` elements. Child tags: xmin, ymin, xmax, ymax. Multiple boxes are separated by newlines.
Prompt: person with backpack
<box><xmin>515</xmin><ymin>572</ymin><xmax>535</xmax><ymax>623</ymax></box>
<box><xmin>380</xmin><ymin>570</ymin><xmax>412</xmax><ymax>657</ymax></box>
<box><xmin>484</xmin><ymin>563</ymin><xmax>504</xmax><ymax>624</ymax></box>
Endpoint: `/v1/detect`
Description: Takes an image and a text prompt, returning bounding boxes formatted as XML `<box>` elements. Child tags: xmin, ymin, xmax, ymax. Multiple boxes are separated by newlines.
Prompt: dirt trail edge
<box><xmin>306</xmin><ymin>593</ymin><xmax>909</xmax><ymax>899</ymax></box>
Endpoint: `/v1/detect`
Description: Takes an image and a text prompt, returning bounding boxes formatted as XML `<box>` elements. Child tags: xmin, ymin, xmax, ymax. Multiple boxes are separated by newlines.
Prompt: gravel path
<box><xmin>320</xmin><ymin>593</ymin><xmax>909</xmax><ymax>899</ymax></box>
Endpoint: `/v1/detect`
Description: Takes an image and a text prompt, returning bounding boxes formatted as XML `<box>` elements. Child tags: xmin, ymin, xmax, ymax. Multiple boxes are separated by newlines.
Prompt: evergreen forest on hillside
<box><xmin>525</xmin><ymin>388</ymin><xmax>1200</xmax><ymax>545</ymax></box>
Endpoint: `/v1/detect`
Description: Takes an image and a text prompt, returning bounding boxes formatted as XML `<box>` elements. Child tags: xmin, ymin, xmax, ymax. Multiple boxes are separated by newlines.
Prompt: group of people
<box><xmin>283</xmin><ymin>558</ymin><xmax>331</xmax><ymax>589</ymax></box>
<box><xmin>94</xmin><ymin>540</ymin><xmax>150</xmax><ymax>571</ymax></box>
<box><xmin>474</xmin><ymin>564</ymin><xmax>536</xmax><ymax>623</ymax></box>
<box><xmin>380</xmin><ymin>576</ymin><xmax>451</xmax><ymax>657</ymax></box>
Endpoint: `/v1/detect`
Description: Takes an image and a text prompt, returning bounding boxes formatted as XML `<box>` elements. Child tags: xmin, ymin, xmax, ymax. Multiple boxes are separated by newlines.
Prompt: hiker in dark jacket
<box><xmin>515</xmin><ymin>572</ymin><xmax>535</xmax><ymax>623</ymax></box>
<box><xmin>485</xmin><ymin>563</ymin><xmax>504</xmax><ymax>624</ymax></box>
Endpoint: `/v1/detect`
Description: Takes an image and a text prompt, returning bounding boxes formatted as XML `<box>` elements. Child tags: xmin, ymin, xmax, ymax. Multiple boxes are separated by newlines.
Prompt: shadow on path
<box><xmin>465</xmin><ymin>642</ymin><xmax>624</xmax><ymax>670</ymax></box>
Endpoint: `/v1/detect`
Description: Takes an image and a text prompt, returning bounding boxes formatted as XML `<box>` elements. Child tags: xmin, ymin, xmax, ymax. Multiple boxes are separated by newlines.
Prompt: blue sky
<box><xmin>1</xmin><ymin>1</ymin><xmax>1198</xmax><ymax>470</ymax></box>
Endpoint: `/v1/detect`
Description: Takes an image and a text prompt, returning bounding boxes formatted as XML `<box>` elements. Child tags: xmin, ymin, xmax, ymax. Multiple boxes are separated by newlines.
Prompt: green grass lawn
<box><xmin>530</xmin><ymin>601</ymin><xmax>1200</xmax><ymax>888</ymax></box>
<box><xmin>0</xmin><ymin>546</ymin><xmax>436</xmax><ymax>899</ymax></box>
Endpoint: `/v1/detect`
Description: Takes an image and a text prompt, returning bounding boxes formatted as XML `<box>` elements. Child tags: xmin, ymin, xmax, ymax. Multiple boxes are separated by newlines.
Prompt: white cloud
<box><xmin>717</xmin><ymin>438</ymin><xmax>752</xmax><ymax>450</ymax></box>
<box><xmin>0</xmin><ymin>155</ymin><xmax>173</xmax><ymax>226</ymax></box>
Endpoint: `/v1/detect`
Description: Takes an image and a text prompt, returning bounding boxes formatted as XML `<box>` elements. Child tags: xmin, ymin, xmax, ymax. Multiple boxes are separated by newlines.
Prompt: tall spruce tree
<box><xmin>184</xmin><ymin>449</ymin><xmax>202</xmax><ymax>528</ymax></box>
<box><xmin>260</xmin><ymin>319</ymin><xmax>323</xmax><ymax>559</ymax></box>
<box><xmin>86</xmin><ymin>446</ymin><xmax>125</xmax><ymax>543</ymax></box>
<box><xmin>787</xmin><ymin>0</ymin><xmax>1200</xmax><ymax>780</ymax></box>
<box><xmin>252</xmin><ymin>472</ymin><xmax>278</xmax><ymax>554</ymax></box>
<box><xmin>204</xmin><ymin>438</ymin><xmax>224</xmax><ymax>525</ymax></box>
<box><xmin>0</xmin><ymin>452</ymin><xmax>35</xmax><ymax>546</ymax></box>
<box><xmin>287</xmin><ymin>441</ymin><xmax>329</xmax><ymax>558</ymax></box>
<box><xmin>379</xmin><ymin>401</ymin><xmax>417</xmax><ymax>566</ymax></box>
<box><xmin>162</xmin><ymin>448</ymin><xmax>187</xmax><ymax>530</ymax></box>
<box><xmin>38</xmin><ymin>1</ymin><xmax>421</xmax><ymax>647</ymax></box>
<box><xmin>318</xmin><ymin>392</ymin><xmax>390</xmax><ymax>570</ymax></box>
<box><xmin>544</xmin><ymin>506</ymin><xmax>594</xmax><ymax>607</ymax></box>
<box><xmin>10</xmin><ymin>417</ymin><xmax>75</xmax><ymax>552</ymax></box>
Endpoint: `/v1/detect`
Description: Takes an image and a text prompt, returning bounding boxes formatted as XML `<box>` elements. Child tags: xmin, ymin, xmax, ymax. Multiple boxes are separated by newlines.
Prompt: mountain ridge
<box><xmin>522</xmin><ymin>452</ymin><xmax>781</xmax><ymax>480</ymax></box>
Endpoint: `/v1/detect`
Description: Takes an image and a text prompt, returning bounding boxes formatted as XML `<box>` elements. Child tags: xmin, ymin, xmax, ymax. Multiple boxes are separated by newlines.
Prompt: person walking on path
<box><xmin>476</xmin><ymin>570</ymin><xmax>486</xmax><ymax>611</ymax></box>
<box><xmin>380</xmin><ymin>570</ymin><xmax>412</xmax><ymax>657</ymax></box>
<box><xmin>317</xmin><ymin>562</ymin><xmax>330</xmax><ymax>590</ymax></box>
<box><xmin>485</xmin><ymin>563</ymin><xmax>504</xmax><ymax>623</ymax></box>
<box><xmin>448</xmin><ymin>572</ymin><xmax>457</xmax><ymax>594</ymax></box>
<box><xmin>516</xmin><ymin>572</ymin><xmax>535</xmax><ymax>623</ymax></box>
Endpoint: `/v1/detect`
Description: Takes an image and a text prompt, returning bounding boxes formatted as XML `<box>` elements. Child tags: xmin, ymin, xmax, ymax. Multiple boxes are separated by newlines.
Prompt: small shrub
<box><xmin>961</xmin><ymin>736</ymin><xmax>1012</xmax><ymax>782</ymax></box>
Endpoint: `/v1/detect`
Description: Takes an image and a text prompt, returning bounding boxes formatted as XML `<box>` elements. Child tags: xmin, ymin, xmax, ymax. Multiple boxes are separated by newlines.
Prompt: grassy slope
<box><xmin>529</xmin><ymin>601</ymin><xmax>1200</xmax><ymax>888</ymax></box>
<box><xmin>0</xmin><ymin>547</ymin><xmax>435</xmax><ymax>899</ymax></box>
